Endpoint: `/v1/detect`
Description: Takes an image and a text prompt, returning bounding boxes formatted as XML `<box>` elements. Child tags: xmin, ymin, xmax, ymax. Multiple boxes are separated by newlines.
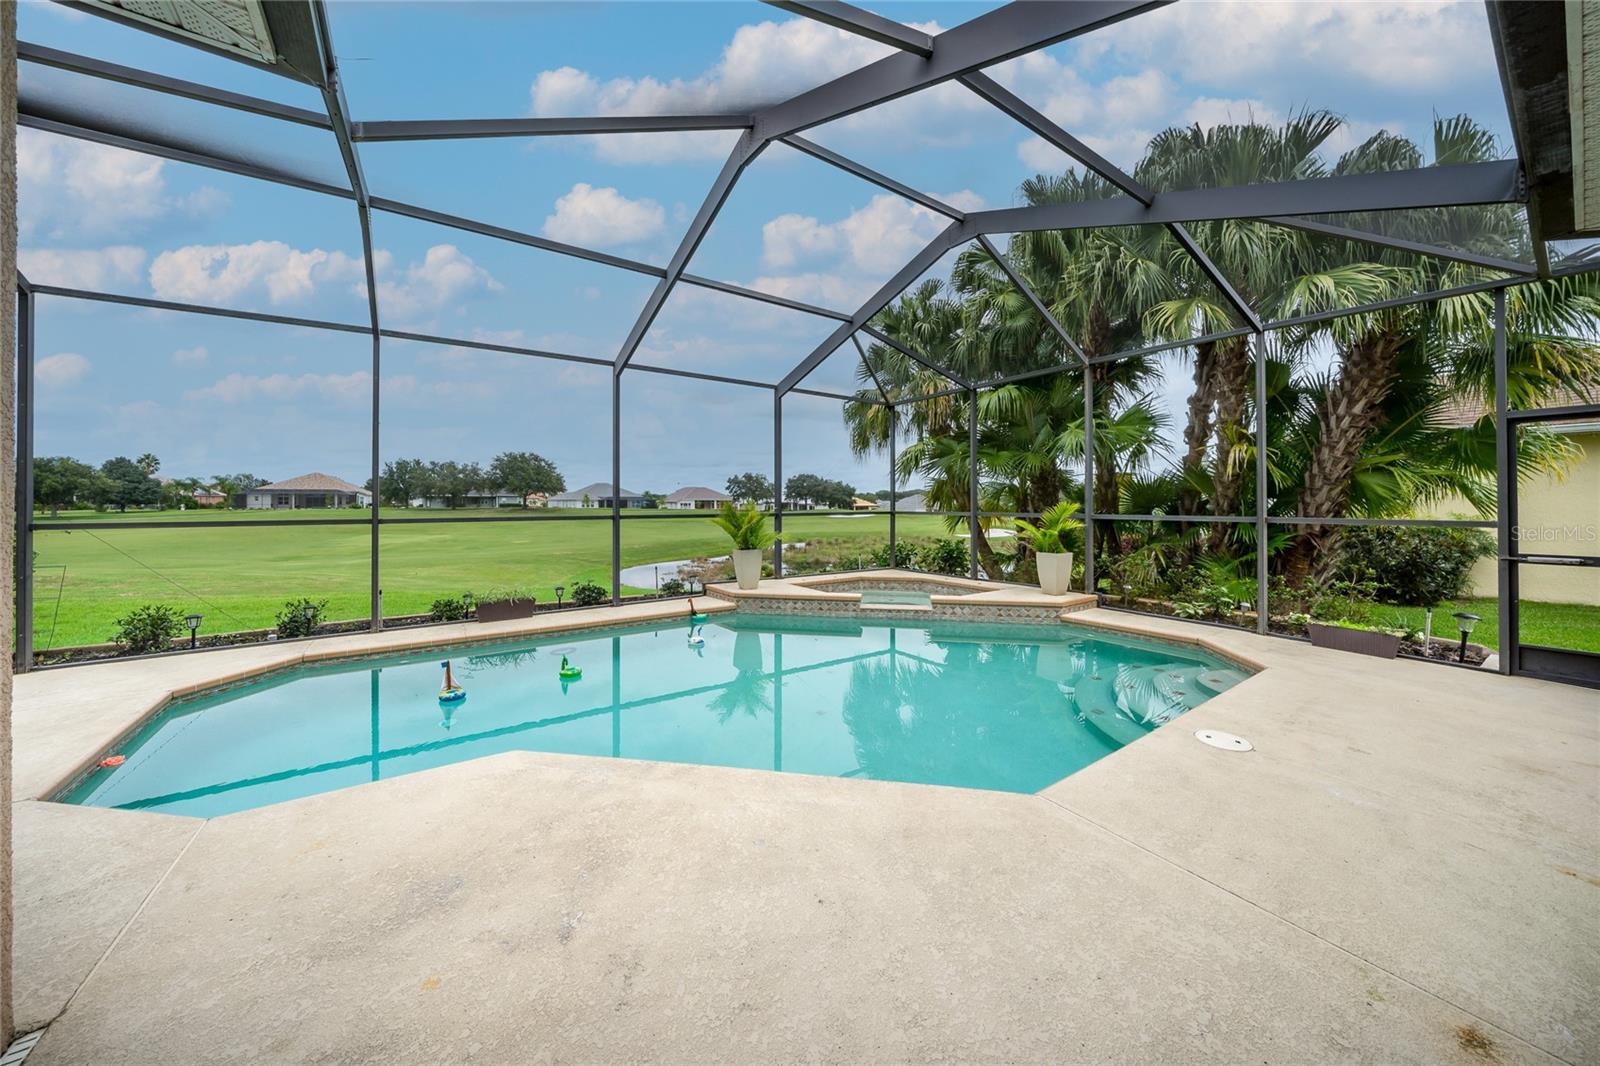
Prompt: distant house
<box><xmin>547</xmin><ymin>482</ymin><xmax>651</xmax><ymax>509</ymax></box>
<box><xmin>877</xmin><ymin>494</ymin><xmax>928</xmax><ymax>512</ymax></box>
<box><xmin>191</xmin><ymin>489</ymin><xmax>226</xmax><ymax>507</ymax></box>
<box><xmin>663</xmin><ymin>486</ymin><xmax>731</xmax><ymax>511</ymax></box>
<box><xmin>410</xmin><ymin>488</ymin><xmax>522</xmax><ymax>509</ymax></box>
<box><xmin>850</xmin><ymin>496</ymin><xmax>878</xmax><ymax>511</ymax></box>
<box><xmin>245</xmin><ymin>473</ymin><xmax>370</xmax><ymax>510</ymax></box>
<box><xmin>524</xmin><ymin>492</ymin><xmax>550</xmax><ymax>508</ymax></box>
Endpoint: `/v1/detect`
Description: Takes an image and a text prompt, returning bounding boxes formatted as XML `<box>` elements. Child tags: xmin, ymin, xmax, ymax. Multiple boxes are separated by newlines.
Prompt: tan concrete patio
<box><xmin>9</xmin><ymin>601</ymin><xmax>1598</xmax><ymax>1064</ymax></box>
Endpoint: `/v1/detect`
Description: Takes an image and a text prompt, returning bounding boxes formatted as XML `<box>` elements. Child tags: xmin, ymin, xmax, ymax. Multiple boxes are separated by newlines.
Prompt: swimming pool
<box><xmin>60</xmin><ymin>615</ymin><xmax>1249</xmax><ymax>818</ymax></box>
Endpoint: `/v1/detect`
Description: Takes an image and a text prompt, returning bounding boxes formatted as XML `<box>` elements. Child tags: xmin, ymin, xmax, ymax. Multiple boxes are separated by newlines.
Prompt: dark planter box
<box><xmin>475</xmin><ymin>597</ymin><xmax>535</xmax><ymax>623</ymax></box>
<box><xmin>1307</xmin><ymin>622</ymin><xmax>1402</xmax><ymax>659</ymax></box>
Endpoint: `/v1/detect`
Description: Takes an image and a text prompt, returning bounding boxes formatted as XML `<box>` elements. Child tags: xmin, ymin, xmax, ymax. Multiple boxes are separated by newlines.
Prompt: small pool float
<box><xmin>687</xmin><ymin>598</ymin><xmax>709</xmax><ymax>625</ymax></box>
<box><xmin>98</xmin><ymin>754</ymin><xmax>127</xmax><ymax>769</ymax></box>
<box><xmin>687</xmin><ymin>629</ymin><xmax>706</xmax><ymax>647</ymax></box>
<box><xmin>438</xmin><ymin>661</ymin><xmax>466</xmax><ymax>703</ymax></box>
<box><xmin>558</xmin><ymin>655</ymin><xmax>583</xmax><ymax>681</ymax></box>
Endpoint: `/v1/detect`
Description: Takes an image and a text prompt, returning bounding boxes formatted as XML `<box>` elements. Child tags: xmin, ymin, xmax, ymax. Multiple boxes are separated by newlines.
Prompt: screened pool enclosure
<box><xmin>11</xmin><ymin>0</ymin><xmax>1600</xmax><ymax>685</ymax></box>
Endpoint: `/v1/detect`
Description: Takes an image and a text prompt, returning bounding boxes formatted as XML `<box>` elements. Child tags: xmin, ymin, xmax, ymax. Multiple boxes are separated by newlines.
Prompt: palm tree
<box><xmin>1138</xmin><ymin>110</ymin><xmax>1343</xmax><ymax>521</ymax></box>
<box><xmin>1275</xmin><ymin>117</ymin><xmax>1600</xmax><ymax>581</ymax></box>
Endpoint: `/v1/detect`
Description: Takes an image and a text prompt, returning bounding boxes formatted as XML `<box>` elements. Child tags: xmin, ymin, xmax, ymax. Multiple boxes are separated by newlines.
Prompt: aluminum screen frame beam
<box><xmin>351</xmin><ymin>114</ymin><xmax>753</xmax><ymax>141</ymax></box>
<box><xmin>17</xmin><ymin>111</ymin><xmax>355</xmax><ymax>199</ymax></box>
<box><xmin>785</xmin><ymin>163</ymin><xmax>1529</xmax><ymax>390</ymax></box>
<box><xmin>966</xmin><ymin>160</ymin><xmax>1525</xmax><ymax>235</ymax></box>
<box><xmin>974</xmin><ymin>233</ymin><xmax>1086</xmax><ymax>362</ymax></box>
<box><xmin>862</xmin><ymin>323</ymin><xmax>970</xmax><ymax>389</ymax></box>
<box><xmin>753</xmin><ymin>0</ymin><xmax>1170</xmax><ymax>140</ymax></box>
<box><xmin>960</xmin><ymin>71</ymin><xmax>1153</xmax><ymax>204</ymax></box>
<box><xmin>851</xmin><ymin>334</ymin><xmax>893</xmax><ymax>404</ymax></box>
<box><xmin>782</xmin><ymin>135</ymin><xmax>966</xmax><ymax>219</ymax></box>
<box><xmin>1167</xmin><ymin>221</ymin><xmax>1265</xmax><ymax>331</ymax></box>
<box><xmin>309</xmin><ymin>0</ymin><xmax>383</xmax><ymax>631</ymax></box>
<box><xmin>1261</xmin><ymin>214</ymin><xmax>1538</xmax><ymax>276</ymax></box>
<box><xmin>779</xmin><ymin>222</ymin><xmax>963</xmax><ymax>393</ymax></box>
<box><xmin>960</xmin><ymin>70</ymin><xmax>1263</xmax><ymax>331</ymax></box>
<box><xmin>612</xmin><ymin>132</ymin><xmax>764</xmax><ymax>373</ymax></box>
<box><xmin>763</xmin><ymin>0</ymin><xmax>934</xmax><ymax>56</ymax></box>
<box><xmin>18</xmin><ymin>40</ymin><xmax>333</xmax><ymax>127</ymax></box>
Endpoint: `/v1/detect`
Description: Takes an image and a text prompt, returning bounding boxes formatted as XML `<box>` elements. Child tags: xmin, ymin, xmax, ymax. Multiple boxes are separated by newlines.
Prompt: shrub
<box><xmin>1337</xmin><ymin>526</ymin><xmax>1494</xmax><ymax>607</ymax></box>
<box><xmin>569</xmin><ymin>580</ymin><xmax>607</xmax><ymax>606</ymax></box>
<box><xmin>914</xmin><ymin>539</ymin><xmax>969</xmax><ymax>576</ymax></box>
<box><xmin>867</xmin><ymin>542</ymin><xmax>897</xmax><ymax>568</ymax></box>
<box><xmin>659</xmin><ymin>578</ymin><xmax>687</xmax><ymax>596</ymax></box>
<box><xmin>112</xmin><ymin>603</ymin><xmax>185</xmax><ymax>654</ymax></box>
<box><xmin>276</xmin><ymin>597</ymin><xmax>329</xmax><ymax>638</ymax></box>
<box><xmin>429</xmin><ymin>596</ymin><xmax>469</xmax><ymax>622</ymax></box>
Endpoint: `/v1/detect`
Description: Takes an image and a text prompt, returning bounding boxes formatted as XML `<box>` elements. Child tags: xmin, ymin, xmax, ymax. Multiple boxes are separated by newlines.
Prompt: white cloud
<box><xmin>1074</xmin><ymin>1</ymin><xmax>1492</xmax><ymax>93</ymax></box>
<box><xmin>371</xmin><ymin>244</ymin><xmax>503</xmax><ymax>310</ymax></box>
<box><xmin>760</xmin><ymin>194</ymin><xmax>958</xmax><ymax>277</ymax></box>
<box><xmin>938</xmin><ymin>190</ymin><xmax>987</xmax><ymax>214</ymax></box>
<box><xmin>149</xmin><ymin>241</ymin><xmax>366</xmax><ymax>305</ymax></box>
<box><xmin>18</xmin><ymin>128</ymin><xmax>225</xmax><ymax>239</ymax></box>
<box><xmin>529</xmin><ymin>17</ymin><xmax>945</xmax><ymax>162</ymax></box>
<box><xmin>18</xmin><ymin>246</ymin><xmax>146</xmax><ymax>290</ymax></box>
<box><xmin>185</xmin><ymin>371</ymin><xmax>372</xmax><ymax>406</ymax></box>
<box><xmin>35</xmin><ymin>352</ymin><xmax>90</xmax><ymax>388</ymax></box>
<box><xmin>745</xmin><ymin>272</ymin><xmax>878</xmax><ymax>310</ymax></box>
<box><xmin>172</xmin><ymin>345</ymin><xmax>210</xmax><ymax>366</ymax></box>
<box><xmin>542</xmin><ymin>183</ymin><xmax>666</xmax><ymax>247</ymax></box>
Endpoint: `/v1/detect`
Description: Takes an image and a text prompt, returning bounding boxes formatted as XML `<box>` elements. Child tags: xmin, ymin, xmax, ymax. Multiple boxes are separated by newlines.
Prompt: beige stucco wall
<box><xmin>1425</xmin><ymin>428</ymin><xmax>1600</xmax><ymax>606</ymax></box>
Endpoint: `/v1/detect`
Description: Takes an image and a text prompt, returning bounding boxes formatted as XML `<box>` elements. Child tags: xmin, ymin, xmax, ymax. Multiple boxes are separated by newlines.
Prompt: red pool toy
<box><xmin>98</xmin><ymin>755</ymin><xmax>126</xmax><ymax>769</ymax></box>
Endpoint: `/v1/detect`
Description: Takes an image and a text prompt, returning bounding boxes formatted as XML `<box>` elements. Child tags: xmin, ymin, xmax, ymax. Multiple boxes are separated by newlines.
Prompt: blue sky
<box><xmin>18</xmin><ymin>0</ymin><xmax>1515</xmax><ymax>495</ymax></box>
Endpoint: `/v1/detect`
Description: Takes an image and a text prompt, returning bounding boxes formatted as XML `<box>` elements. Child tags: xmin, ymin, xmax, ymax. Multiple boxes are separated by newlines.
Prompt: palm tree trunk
<box><xmin>1178</xmin><ymin>340</ymin><xmax>1217</xmax><ymax>516</ymax></box>
<box><xmin>1083</xmin><ymin>310</ymin><xmax>1120</xmax><ymax>558</ymax></box>
<box><xmin>974</xmin><ymin>528</ymin><xmax>1002</xmax><ymax>580</ymax></box>
<box><xmin>1281</xmin><ymin>329</ymin><xmax>1405</xmax><ymax>584</ymax></box>
<box><xmin>1205</xmin><ymin>336</ymin><xmax>1253</xmax><ymax>552</ymax></box>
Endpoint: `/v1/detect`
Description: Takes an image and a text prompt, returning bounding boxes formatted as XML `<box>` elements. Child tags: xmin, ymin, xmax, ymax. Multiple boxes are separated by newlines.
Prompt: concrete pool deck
<box><xmin>8</xmin><ymin>595</ymin><xmax>1598</xmax><ymax>1064</ymax></box>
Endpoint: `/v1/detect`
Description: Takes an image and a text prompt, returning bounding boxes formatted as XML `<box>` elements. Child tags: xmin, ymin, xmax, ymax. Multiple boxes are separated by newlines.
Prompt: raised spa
<box><xmin>61</xmin><ymin>615</ymin><xmax>1249</xmax><ymax>818</ymax></box>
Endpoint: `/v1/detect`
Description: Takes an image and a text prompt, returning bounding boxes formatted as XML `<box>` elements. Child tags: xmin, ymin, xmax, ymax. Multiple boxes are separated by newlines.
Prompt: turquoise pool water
<box><xmin>61</xmin><ymin>616</ymin><xmax>1248</xmax><ymax>817</ymax></box>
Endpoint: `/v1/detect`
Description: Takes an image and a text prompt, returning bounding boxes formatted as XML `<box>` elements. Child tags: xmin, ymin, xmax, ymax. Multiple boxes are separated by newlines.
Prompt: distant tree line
<box><xmin>32</xmin><ymin>453</ymin><xmax>267</xmax><ymax>514</ymax></box>
<box><xmin>376</xmin><ymin>452</ymin><xmax>566</xmax><ymax>508</ymax></box>
<box><xmin>724</xmin><ymin>472</ymin><xmax>862</xmax><ymax>510</ymax></box>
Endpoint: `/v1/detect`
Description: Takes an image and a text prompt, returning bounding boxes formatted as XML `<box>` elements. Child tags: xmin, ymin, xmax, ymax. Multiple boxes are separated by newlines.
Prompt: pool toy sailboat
<box><xmin>438</xmin><ymin>661</ymin><xmax>466</xmax><ymax>703</ymax></box>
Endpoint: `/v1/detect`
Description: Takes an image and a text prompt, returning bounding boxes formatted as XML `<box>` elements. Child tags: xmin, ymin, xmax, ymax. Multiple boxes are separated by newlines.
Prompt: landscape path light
<box><xmin>1452</xmin><ymin>611</ymin><xmax>1482</xmax><ymax>662</ymax></box>
<box><xmin>185</xmin><ymin>613</ymin><xmax>203</xmax><ymax>650</ymax></box>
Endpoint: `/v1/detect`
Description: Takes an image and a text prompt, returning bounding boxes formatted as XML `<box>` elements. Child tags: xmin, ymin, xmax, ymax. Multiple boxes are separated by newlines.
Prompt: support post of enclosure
<box><xmin>611</xmin><ymin>372</ymin><xmax>622</xmax><ymax>606</ymax></box>
<box><xmin>14</xmin><ymin>280</ymin><xmax>33</xmax><ymax>671</ymax></box>
<box><xmin>1082</xmin><ymin>363</ymin><xmax>1095</xmax><ymax>596</ymax></box>
<box><xmin>1493</xmin><ymin>288</ymin><xmax>1511</xmax><ymax>673</ymax></box>
<box><xmin>1254</xmin><ymin>331</ymin><xmax>1268</xmax><ymax>634</ymax></box>
<box><xmin>888</xmin><ymin>403</ymin><xmax>897</xmax><ymax>568</ymax></box>
<box><xmin>968</xmin><ymin>388</ymin><xmax>979</xmax><ymax>579</ymax></box>
<box><xmin>773</xmin><ymin>389</ymin><xmax>783</xmax><ymax>579</ymax></box>
<box><xmin>367</xmin><ymin>230</ymin><xmax>380</xmax><ymax>630</ymax></box>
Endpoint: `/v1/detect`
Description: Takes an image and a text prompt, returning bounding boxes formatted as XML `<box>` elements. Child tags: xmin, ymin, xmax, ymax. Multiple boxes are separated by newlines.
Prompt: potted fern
<box><xmin>710</xmin><ymin>500</ymin><xmax>776</xmax><ymax>590</ymax></box>
<box><xmin>1013</xmin><ymin>502</ymin><xmax>1084</xmax><ymax>595</ymax></box>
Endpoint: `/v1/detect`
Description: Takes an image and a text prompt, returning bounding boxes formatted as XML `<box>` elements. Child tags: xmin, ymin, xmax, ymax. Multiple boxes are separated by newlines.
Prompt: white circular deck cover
<box><xmin>1195</xmin><ymin>729</ymin><xmax>1253</xmax><ymax>752</ymax></box>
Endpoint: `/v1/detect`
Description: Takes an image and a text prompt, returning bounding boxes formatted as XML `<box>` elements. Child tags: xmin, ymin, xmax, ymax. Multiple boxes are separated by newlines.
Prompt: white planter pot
<box><xmin>732</xmin><ymin>549</ymin><xmax>764</xmax><ymax>590</ymax></box>
<box><xmin>1036</xmin><ymin>550</ymin><xmax>1074</xmax><ymax>596</ymax></box>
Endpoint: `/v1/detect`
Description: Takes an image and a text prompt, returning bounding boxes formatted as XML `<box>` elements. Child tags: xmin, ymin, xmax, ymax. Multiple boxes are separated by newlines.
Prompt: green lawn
<box><xmin>1378</xmin><ymin>597</ymin><xmax>1598</xmax><ymax>653</ymax></box>
<box><xmin>30</xmin><ymin>513</ymin><xmax>952</xmax><ymax>650</ymax></box>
